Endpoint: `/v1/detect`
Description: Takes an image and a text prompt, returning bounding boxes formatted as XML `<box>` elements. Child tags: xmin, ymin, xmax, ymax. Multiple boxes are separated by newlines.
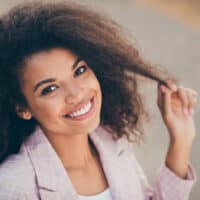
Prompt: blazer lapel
<box><xmin>89</xmin><ymin>126</ymin><xmax>144</xmax><ymax>200</ymax></box>
<box><xmin>23</xmin><ymin>126</ymin><xmax>79</xmax><ymax>200</ymax></box>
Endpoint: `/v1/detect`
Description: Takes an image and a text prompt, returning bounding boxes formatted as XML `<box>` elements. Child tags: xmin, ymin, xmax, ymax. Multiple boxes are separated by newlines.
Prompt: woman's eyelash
<box><xmin>41</xmin><ymin>85</ymin><xmax>58</xmax><ymax>96</ymax></box>
<box><xmin>74</xmin><ymin>65</ymin><xmax>87</xmax><ymax>77</ymax></box>
<box><xmin>41</xmin><ymin>65</ymin><xmax>88</xmax><ymax>96</ymax></box>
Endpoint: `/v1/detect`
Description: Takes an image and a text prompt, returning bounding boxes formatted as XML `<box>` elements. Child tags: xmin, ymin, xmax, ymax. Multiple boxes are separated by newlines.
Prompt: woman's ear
<box><xmin>15</xmin><ymin>104</ymin><xmax>32</xmax><ymax>120</ymax></box>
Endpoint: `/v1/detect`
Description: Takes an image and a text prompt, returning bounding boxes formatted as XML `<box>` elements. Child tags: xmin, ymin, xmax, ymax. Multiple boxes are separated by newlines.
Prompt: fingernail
<box><xmin>160</xmin><ymin>85</ymin><xmax>166</xmax><ymax>92</ymax></box>
<box><xmin>171</xmin><ymin>84</ymin><xmax>177</xmax><ymax>91</ymax></box>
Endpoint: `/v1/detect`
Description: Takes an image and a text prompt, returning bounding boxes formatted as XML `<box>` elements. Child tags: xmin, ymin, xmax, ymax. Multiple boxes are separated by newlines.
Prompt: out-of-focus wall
<box><xmin>138</xmin><ymin>0</ymin><xmax>200</xmax><ymax>30</ymax></box>
<box><xmin>0</xmin><ymin>0</ymin><xmax>199</xmax><ymax>199</ymax></box>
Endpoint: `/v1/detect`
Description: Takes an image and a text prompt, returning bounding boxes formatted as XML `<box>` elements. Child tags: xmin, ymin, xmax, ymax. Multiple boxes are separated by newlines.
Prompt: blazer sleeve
<box><xmin>0</xmin><ymin>155</ymin><xmax>30</xmax><ymax>200</ymax></box>
<box><xmin>129</xmin><ymin>149</ymin><xmax>197</xmax><ymax>200</ymax></box>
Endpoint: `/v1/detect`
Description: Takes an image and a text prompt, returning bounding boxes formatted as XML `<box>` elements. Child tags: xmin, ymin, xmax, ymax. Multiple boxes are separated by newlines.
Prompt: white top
<box><xmin>78</xmin><ymin>188</ymin><xmax>112</xmax><ymax>200</ymax></box>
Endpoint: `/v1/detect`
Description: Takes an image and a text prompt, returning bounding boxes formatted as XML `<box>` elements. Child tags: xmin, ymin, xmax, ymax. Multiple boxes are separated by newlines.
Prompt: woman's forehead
<box><xmin>21</xmin><ymin>48</ymin><xmax>80</xmax><ymax>85</ymax></box>
<box><xmin>26</xmin><ymin>48</ymin><xmax>78</xmax><ymax>68</ymax></box>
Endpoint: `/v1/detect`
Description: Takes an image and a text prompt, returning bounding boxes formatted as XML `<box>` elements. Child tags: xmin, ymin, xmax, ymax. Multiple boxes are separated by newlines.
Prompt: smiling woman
<box><xmin>17</xmin><ymin>48</ymin><xmax>102</xmax><ymax>138</ymax></box>
<box><xmin>0</xmin><ymin>1</ymin><xmax>197</xmax><ymax>200</ymax></box>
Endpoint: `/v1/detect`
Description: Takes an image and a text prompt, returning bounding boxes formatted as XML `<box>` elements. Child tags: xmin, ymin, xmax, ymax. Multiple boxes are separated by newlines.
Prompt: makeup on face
<box><xmin>33</xmin><ymin>57</ymin><xmax>83</xmax><ymax>93</ymax></box>
<box><xmin>64</xmin><ymin>95</ymin><xmax>95</xmax><ymax>121</ymax></box>
<box><xmin>20</xmin><ymin>48</ymin><xmax>102</xmax><ymax>136</ymax></box>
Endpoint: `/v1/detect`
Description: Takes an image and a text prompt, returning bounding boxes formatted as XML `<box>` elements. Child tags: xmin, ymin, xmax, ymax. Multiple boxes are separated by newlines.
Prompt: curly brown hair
<box><xmin>0</xmin><ymin>1</ymin><xmax>178</xmax><ymax>164</ymax></box>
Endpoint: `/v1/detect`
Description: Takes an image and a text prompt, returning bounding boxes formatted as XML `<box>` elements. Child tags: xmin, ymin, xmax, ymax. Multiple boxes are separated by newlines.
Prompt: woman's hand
<box><xmin>157</xmin><ymin>80</ymin><xmax>198</xmax><ymax>178</ymax></box>
<box><xmin>157</xmin><ymin>80</ymin><xmax>198</xmax><ymax>145</ymax></box>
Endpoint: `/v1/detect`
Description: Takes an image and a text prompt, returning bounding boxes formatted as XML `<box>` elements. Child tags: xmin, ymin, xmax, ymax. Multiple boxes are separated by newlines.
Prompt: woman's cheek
<box><xmin>33</xmin><ymin>95</ymin><xmax>63</xmax><ymax>117</ymax></box>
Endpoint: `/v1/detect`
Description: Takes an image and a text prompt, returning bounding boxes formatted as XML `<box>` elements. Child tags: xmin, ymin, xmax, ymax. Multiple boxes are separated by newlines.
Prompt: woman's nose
<box><xmin>64</xmin><ymin>82</ymin><xmax>83</xmax><ymax>104</ymax></box>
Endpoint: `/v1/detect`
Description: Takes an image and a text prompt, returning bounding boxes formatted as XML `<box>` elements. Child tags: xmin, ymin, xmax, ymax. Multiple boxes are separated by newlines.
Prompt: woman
<box><xmin>0</xmin><ymin>2</ymin><xmax>197</xmax><ymax>200</ymax></box>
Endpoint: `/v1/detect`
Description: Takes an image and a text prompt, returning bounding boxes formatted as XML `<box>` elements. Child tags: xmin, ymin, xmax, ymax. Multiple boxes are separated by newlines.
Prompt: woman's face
<box><xmin>18</xmin><ymin>48</ymin><xmax>102</xmax><ymax>136</ymax></box>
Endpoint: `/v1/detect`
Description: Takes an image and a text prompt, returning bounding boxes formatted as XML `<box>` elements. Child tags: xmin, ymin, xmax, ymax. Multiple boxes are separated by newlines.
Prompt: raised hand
<box><xmin>157</xmin><ymin>80</ymin><xmax>198</xmax><ymax>178</ymax></box>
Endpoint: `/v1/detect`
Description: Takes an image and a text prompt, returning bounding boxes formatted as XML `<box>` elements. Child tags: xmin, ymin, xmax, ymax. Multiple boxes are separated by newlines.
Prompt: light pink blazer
<box><xmin>0</xmin><ymin>125</ymin><xmax>196</xmax><ymax>200</ymax></box>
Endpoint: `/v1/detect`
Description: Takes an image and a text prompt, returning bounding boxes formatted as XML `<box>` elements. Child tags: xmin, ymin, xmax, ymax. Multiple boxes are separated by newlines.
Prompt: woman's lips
<box><xmin>65</xmin><ymin>96</ymin><xmax>93</xmax><ymax>116</ymax></box>
<box><xmin>64</xmin><ymin>96</ymin><xmax>95</xmax><ymax>120</ymax></box>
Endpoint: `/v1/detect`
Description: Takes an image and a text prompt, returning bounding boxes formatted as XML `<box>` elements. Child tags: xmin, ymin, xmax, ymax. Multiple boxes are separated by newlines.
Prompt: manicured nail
<box><xmin>171</xmin><ymin>84</ymin><xmax>177</xmax><ymax>91</ymax></box>
<box><xmin>160</xmin><ymin>85</ymin><xmax>166</xmax><ymax>92</ymax></box>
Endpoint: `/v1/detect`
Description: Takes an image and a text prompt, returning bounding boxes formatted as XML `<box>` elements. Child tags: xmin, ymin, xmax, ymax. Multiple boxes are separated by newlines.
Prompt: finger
<box><xmin>186</xmin><ymin>88</ymin><xmax>198</xmax><ymax>106</ymax></box>
<box><xmin>187</xmin><ymin>92</ymin><xmax>194</xmax><ymax>115</ymax></box>
<box><xmin>185</xmin><ymin>89</ymin><xmax>198</xmax><ymax>115</ymax></box>
<box><xmin>185</xmin><ymin>88</ymin><xmax>198</xmax><ymax>98</ymax></box>
<box><xmin>177</xmin><ymin>86</ymin><xmax>189</xmax><ymax>115</ymax></box>
<box><xmin>166</xmin><ymin>79</ymin><xmax>178</xmax><ymax>91</ymax></box>
<box><xmin>160</xmin><ymin>84</ymin><xmax>173</xmax><ymax>116</ymax></box>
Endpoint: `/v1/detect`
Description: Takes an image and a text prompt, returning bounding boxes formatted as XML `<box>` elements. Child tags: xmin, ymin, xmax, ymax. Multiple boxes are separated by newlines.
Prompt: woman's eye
<box><xmin>41</xmin><ymin>85</ymin><xmax>58</xmax><ymax>96</ymax></box>
<box><xmin>74</xmin><ymin>65</ymin><xmax>87</xmax><ymax>77</ymax></box>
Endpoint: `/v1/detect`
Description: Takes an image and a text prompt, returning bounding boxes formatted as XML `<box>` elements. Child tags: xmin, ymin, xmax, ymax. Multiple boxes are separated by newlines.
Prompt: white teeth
<box><xmin>68</xmin><ymin>101</ymin><xmax>92</xmax><ymax>118</ymax></box>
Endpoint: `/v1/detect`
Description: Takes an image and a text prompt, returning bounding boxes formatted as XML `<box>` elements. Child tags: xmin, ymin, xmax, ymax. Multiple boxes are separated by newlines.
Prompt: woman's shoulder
<box><xmin>0</xmin><ymin>146</ymin><xmax>36</xmax><ymax>196</ymax></box>
<box><xmin>0</xmin><ymin>145</ymin><xmax>30</xmax><ymax>174</ymax></box>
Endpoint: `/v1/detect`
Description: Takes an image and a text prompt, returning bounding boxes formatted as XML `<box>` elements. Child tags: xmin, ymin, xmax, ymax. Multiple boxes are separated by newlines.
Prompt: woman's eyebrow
<box><xmin>33</xmin><ymin>56</ymin><xmax>82</xmax><ymax>92</ymax></box>
<box><xmin>72</xmin><ymin>56</ymin><xmax>82</xmax><ymax>70</ymax></box>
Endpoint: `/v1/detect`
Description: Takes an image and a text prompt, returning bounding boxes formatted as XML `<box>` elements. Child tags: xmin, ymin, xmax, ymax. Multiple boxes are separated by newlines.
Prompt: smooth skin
<box><xmin>157</xmin><ymin>81</ymin><xmax>198</xmax><ymax>179</ymax></box>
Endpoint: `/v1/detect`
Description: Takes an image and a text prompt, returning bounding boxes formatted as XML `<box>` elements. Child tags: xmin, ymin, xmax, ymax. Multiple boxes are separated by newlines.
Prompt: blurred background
<box><xmin>0</xmin><ymin>0</ymin><xmax>199</xmax><ymax>199</ymax></box>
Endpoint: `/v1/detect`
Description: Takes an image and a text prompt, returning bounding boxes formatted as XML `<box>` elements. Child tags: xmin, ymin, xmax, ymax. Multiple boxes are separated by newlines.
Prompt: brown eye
<box><xmin>41</xmin><ymin>85</ymin><xmax>58</xmax><ymax>96</ymax></box>
<box><xmin>74</xmin><ymin>65</ymin><xmax>87</xmax><ymax>77</ymax></box>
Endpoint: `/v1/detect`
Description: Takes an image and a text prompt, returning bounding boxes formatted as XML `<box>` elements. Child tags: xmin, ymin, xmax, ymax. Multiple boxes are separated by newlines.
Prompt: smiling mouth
<box><xmin>64</xmin><ymin>96</ymin><xmax>95</xmax><ymax>120</ymax></box>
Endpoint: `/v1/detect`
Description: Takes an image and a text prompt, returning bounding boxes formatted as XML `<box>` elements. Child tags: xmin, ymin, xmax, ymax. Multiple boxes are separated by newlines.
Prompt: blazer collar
<box><xmin>22</xmin><ymin>125</ymin><xmax>141</xmax><ymax>200</ymax></box>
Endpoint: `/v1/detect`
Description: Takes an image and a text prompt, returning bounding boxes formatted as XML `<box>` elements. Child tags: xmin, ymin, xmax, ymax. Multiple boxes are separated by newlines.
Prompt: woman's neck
<box><xmin>44</xmin><ymin>131</ymin><xmax>98</xmax><ymax>170</ymax></box>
